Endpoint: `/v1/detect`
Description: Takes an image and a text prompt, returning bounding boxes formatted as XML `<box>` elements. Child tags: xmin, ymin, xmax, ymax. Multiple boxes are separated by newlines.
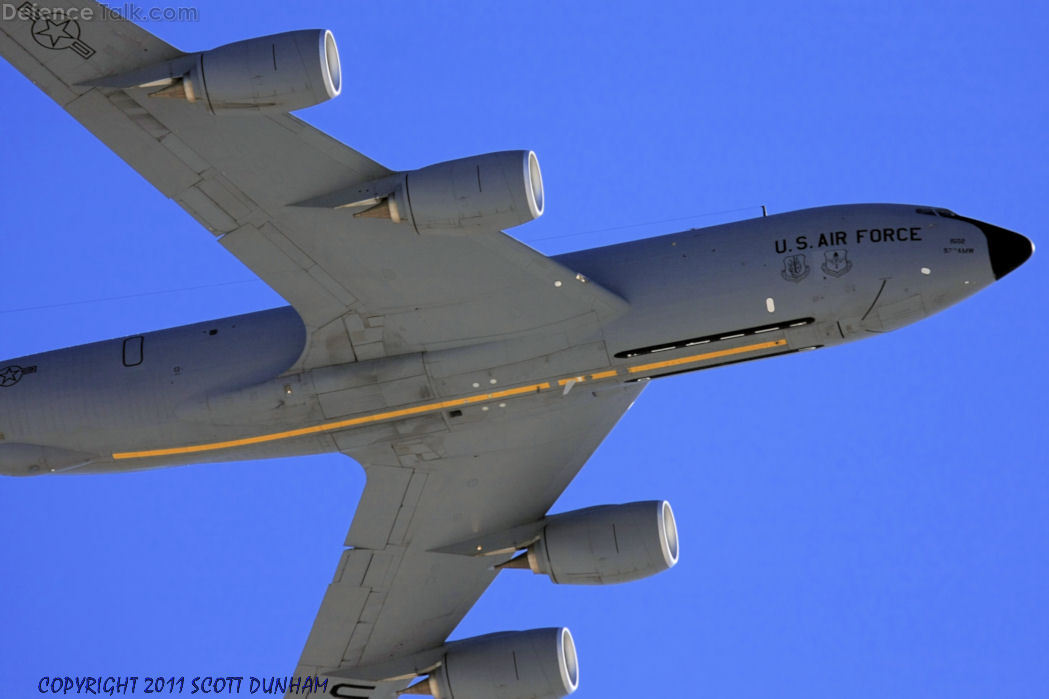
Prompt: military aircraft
<box><xmin>0</xmin><ymin>3</ymin><xmax>1034</xmax><ymax>698</ymax></box>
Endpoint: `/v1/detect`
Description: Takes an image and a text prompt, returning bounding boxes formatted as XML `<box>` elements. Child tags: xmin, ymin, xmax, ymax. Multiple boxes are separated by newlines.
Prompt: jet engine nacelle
<box><xmin>356</xmin><ymin>151</ymin><xmax>544</xmax><ymax>233</ymax></box>
<box><xmin>421</xmin><ymin>628</ymin><xmax>579</xmax><ymax>699</ymax></box>
<box><xmin>522</xmin><ymin>501</ymin><xmax>679</xmax><ymax>585</ymax></box>
<box><xmin>154</xmin><ymin>30</ymin><xmax>341</xmax><ymax>113</ymax></box>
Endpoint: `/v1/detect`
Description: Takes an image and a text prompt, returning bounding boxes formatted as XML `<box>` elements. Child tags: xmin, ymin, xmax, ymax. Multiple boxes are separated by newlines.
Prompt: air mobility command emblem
<box><xmin>781</xmin><ymin>253</ymin><xmax>810</xmax><ymax>282</ymax></box>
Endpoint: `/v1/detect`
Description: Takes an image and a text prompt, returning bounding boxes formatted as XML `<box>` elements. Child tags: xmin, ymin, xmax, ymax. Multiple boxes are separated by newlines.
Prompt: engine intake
<box><xmin>513</xmin><ymin>501</ymin><xmax>679</xmax><ymax>585</ymax></box>
<box><xmin>411</xmin><ymin>628</ymin><xmax>578</xmax><ymax>699</ymax></box>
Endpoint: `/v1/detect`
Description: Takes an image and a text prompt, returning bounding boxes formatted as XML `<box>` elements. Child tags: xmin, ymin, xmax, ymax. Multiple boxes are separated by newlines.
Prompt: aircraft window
<box><xmin>122</xmin><ymin>336</ymin><xmax>143</xmax><ymax>367</ymax></box>
<box><xmin>614</xmin><ymin>317</ymin><xmax>814</xmax><ymax>358</ymax></box>
<box><xmin>916</xmin><ymin>207</ymin><xmax>959</xmax><ymax>218</ymax></box>
<box><xmin>625</xmin><ymin>344</ymin><xmax>824</xmax><ymax>380</ymax></box>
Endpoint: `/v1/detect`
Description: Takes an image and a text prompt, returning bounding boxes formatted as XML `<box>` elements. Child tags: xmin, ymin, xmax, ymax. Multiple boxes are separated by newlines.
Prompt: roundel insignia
<box><xmin>18</xmin><ymin>1</ymin><xmax>96</xmax><ymax>59</ymax></box>
<box><xmin>32</xmin><ymin>17</ymin><xmax>81</xmax><ymax>50</ymax></box>
<box><xmin>0</xmin><ymin>365</ymin><xmax>25</xmax><ymax>388</ymax></box>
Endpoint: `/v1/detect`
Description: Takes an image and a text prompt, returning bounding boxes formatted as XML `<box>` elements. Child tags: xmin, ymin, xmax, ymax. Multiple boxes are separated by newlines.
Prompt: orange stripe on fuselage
<box><xmin>113</xmin><ymin>338</ymin><xmax>789</xmax><ymax>460</ymax></box>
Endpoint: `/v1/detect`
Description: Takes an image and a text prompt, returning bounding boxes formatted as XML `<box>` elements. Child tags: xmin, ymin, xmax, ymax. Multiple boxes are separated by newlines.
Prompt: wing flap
<box><xmin>344</xmin><ymin>467</ymin><xmax>415</xmax><ymax>550</ymax></box>
<box><xmin>300</xmin><ymin>554</ymin><xmax>371</xmax><ymax>670</ymax></box>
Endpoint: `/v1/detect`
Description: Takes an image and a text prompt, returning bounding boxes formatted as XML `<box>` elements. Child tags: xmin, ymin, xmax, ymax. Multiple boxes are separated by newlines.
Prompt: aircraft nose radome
<box><xmin>976</xmin><ymin>219</ymin><xmax>1034</xmax><ymax>279</ymax></box>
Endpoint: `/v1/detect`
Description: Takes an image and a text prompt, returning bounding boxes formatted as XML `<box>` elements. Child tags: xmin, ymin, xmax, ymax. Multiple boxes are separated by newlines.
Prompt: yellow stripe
<box><xmin>112</xmin><ymin>382</ymin><xmax>549</xmax><ymax>460</ymax></box>
<box><xmin>627</xmin><ymin>338</ymin><xmax>788</xmax><ymax>374</ymax></box>
<box><xmin>112</xmin><ymin>337</ymin><xmax>789</xmax><ymax>461</ymax></box>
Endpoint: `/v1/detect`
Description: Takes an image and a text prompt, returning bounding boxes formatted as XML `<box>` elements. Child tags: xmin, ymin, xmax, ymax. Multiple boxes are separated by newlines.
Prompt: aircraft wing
<box><xmin>0</xmin><ymin>2</ymin><xmax>628</xmax><ymax>371</ymax></box>
<box><xmin>0</xmin><ymin>5</ymin><xmax>646</xmax><ymax>693</ymax></box>
<box><xmin>292</xmin><ymin>382</ymin><xmax>645</xmax><ymax>696</ymax></box>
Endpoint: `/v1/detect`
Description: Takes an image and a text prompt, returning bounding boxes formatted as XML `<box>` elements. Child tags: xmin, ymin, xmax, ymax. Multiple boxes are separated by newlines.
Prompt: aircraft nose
<box><xmin>974</xmin><ymin>219</ymin><xmax>1034</xmax><ymax>279</ymax></box>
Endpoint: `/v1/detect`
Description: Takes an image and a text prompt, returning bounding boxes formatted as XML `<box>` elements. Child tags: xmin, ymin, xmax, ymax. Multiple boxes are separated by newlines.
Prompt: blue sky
<box><xmin>1</xmin><ymin>1</ymin><xmax>1047</xmax><ymax>697</ymax></box>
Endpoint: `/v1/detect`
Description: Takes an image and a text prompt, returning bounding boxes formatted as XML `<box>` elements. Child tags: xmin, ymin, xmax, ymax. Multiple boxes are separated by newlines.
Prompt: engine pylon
<box><xmin>399</xmin><ymin>677</ymin><xmax>436</xmax><ymax>696</ymax></box>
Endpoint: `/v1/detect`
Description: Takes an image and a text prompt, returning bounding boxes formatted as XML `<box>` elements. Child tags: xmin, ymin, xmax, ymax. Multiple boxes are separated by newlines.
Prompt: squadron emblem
<box><xmin>781</xmin><ymin>253</ymin><xmax>810</xmax><ymax>283</ymax></box>
<box><xmin>18</xmin><ymin>2</ymin><xmax>96</xmax><ymax>59</ymax></box>
<box><xmin>821</xmin><ymin>249</ymin><xmax>853</xmax><ymax>278</ymax></box>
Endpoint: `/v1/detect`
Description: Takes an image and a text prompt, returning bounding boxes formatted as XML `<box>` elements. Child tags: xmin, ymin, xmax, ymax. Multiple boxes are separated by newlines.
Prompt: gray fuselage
<box><xmin>0</xmin><ymin>204</ymin><xmax>1031</xmax><ymax>476</ymax></box>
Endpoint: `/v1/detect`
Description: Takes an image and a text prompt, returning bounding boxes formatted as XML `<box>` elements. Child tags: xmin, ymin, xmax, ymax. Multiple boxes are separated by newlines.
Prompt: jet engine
<box><xmin>506</xmin><ymin>501</ymin><xmax>679</xmax><ymax>585</ymax></box>
<box><xmin>180</xmin><ymin>29</ymin><xmax>339</xmax><ymax>113</ymax></box>
<box><xmin>352</xmin><ymin>150</ymin><xmax>544</xmax><ymax>233</ymax></box>
<box><xmin>407</xmin><ymin>628</ymin><xmax>578</xmax><ymax>699</ymax></box>
<box><xmin>97</xmin><ymin>29</ymin><xmax>343</xmax><ymax>114</ymax></box>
